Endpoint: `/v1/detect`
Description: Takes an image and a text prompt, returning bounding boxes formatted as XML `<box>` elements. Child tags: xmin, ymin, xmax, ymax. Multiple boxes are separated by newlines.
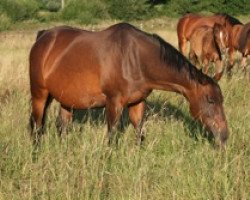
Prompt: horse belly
<box><xmin>46</xmin><ymin>73</ymin><xmax>106</xmax><ymax>109</ymax></box>
<box><xmin>52</xmin><ymin>88</ymin><xmax>106</xmax><ymax>109</ymax></box>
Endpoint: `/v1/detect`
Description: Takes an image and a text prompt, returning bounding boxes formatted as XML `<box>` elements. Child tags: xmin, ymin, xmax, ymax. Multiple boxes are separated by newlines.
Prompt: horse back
<box><xmin>29</xmin><ymin>24</ymin><xmax>151</xmax><ymax>108</ymax></box>
<box><xmin>178</xmin><ymin>14</ymin><xmax>220</xmax><ymax>40</ymax></box>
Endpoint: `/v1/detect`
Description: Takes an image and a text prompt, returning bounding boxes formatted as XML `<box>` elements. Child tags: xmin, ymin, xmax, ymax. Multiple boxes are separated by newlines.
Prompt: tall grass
<box><xmin>0</xmin><ymin>21</ymin><xmax>249</xmax><ymax>199</ymax></box>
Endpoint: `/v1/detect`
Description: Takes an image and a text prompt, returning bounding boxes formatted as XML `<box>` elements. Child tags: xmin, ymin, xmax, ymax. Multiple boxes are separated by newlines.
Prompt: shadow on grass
<box><xmin>71</xmin><ymin>100</ymin><xmax>213</xmax><ymax>144</ymax></box>
<box><xmin>147</xmin><ymin>100</ymin><xmax>214</xmax><ymax>143</ymax></box>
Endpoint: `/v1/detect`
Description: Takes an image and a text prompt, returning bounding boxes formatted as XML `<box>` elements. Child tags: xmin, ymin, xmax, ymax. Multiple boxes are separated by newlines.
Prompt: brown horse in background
<box><xmin>177</xmin><ymin>13</ymin><xmax>242</xmax><ymax>73</ymax></box>
<box><xmin>228</xmin><ymin>22</ymin><xmax>250</xmax><ymax>71</ymax></box>
<box><xmin>189</xmin><ymin>23</ymin><xmax>229</xmax><ymax>81</ymax></box>
<box><xmin>29</xmin><ymin>23</ymin><xmax>229</xmax><ymax>148</ymax></box>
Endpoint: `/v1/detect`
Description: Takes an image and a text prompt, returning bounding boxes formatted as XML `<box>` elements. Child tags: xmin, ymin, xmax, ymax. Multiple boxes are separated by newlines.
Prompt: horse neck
<box><xmin>146</xmin><ymin>61</ymin><xmax>200</xmax><ymax>100</ymax></box>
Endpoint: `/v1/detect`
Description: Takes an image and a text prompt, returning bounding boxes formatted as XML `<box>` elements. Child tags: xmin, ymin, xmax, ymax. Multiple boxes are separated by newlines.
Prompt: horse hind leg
<box><xmin>30</xmin><ymin>90</ymin><xmax>53</xmax><ymax>145</ymax></box>
<box><xmin>239</xmin><ymin>54</ymin><xmax>249</xmax><ymax>75</ymax></box>
<box><xmin>179</xmin><ymin>38</ymin><xmax>188</xmax><ymax>57</ymax></box>
<box><xmin>189</xmin><ymin>48</ymin><xmax>199</xmax><ymax>67</ymax></box>
<box><xmin>128</xmin><ymin>101</ymin><xmax>146</xmax><ymax>145</ymax></box>
<box><xmin>56</xmin><ymin>105</ymin><xmax>72</xmax><ymax>137</ymax></box>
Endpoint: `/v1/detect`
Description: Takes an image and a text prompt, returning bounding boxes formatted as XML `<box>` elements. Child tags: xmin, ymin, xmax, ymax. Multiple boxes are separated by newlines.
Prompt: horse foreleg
<box><xmin>226</xmin><ymin>48</ymin><xmax>235</xmax><ymax>77</ymax></box>
<box><xmin>56</xmin><ymin>105</ymin><xmax>72</xmax><ymax>137</ymax></box>
<box><xmin>128</xmin><ymin>101</ymin><xmax>146</xmax><ymax>145</ymax></box>
<box><xmin>105</xmin><ymin>97</ymin><xmax>124</xmax><ymax>145</ymax></box>
<box><xmin>213</xmin><ymin>59</ymin><xmax>224</xmax><ymax>81</ymax></box>
<box><xmin>202</xmin><ymin>58</ymin><xmax>209</xmax><ymax>74</ymax></box>
<box><xmin>30</xmin><ymin>90</ymin><xmax>52</xmax><ymax>145</ymax></box>
<box><xmin>239</xmin><ymin>54</ymin><xmax>248</xmax><ymax>73</ymax></box>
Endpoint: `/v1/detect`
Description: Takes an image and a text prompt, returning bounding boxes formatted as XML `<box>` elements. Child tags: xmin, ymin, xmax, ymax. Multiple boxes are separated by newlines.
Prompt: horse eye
<box><xmin>206</xmin><ymin>96</ymin><xmax>215</xmax><ymax>104</ymax></box>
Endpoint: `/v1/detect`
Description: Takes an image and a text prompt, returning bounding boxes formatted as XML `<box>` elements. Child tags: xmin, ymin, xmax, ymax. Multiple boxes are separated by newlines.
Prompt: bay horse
<box><xmin>29</xmin><ymin>23</ymin><xmax>229</xmax><ymax>148</ymax></box>
<box><xmin>189</xmin><ymin>23</ymin><xmax>229</xmax><ymax>81</ymax></box>
<box><xmin>228</xmin><ymin>22</ymin><xmax>250</xmax><ymax>70</ymax></box>
<box><xmin>177</xmin><ymin>13</ymin><xmax>242</xmax><ymax>73</ymax></box>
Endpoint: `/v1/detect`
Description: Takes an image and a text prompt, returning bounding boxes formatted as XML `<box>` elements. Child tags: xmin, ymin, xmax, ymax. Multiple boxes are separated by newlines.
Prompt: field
<box><xmin>0</xmin><ymin>18</ymin><xmax>249</xmax><ymax>199</ymax></box>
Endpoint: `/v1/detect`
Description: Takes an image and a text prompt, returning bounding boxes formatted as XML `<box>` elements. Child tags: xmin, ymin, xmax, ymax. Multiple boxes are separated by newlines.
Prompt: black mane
<box><xmin>215</xmin><ymin>13</ymin><xmax>242</xmax><ymax>25</ymax></box>
<box><xmin>110</xmin><ymin>23</ymin><xmax>216</xmax><ymax>86</ymax></box>
<box><xmin>150</xmin><ymin>33</ymin><xmax>215</xmax><ymax>85</ymax></box>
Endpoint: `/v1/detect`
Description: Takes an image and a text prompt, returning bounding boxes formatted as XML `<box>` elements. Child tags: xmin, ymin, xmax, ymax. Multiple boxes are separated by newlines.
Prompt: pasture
<box><xmin>0</xmin><ymin>19</ymin><xmax>249</xmax><ymax>199</ymax></box>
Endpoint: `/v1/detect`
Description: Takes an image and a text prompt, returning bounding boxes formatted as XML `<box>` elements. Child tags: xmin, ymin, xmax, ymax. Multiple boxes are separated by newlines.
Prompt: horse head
<box><xmin>188</xmin><ymin>80</ymin><xmax>229</xmax><ymax>148</ymax></box>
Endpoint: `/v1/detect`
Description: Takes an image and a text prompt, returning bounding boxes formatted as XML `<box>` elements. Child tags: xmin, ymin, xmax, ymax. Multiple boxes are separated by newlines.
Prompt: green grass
<box><xmin>0</xmin><ymin>21</ymin><xmax>249</xmax><ymax>200</ymax></box>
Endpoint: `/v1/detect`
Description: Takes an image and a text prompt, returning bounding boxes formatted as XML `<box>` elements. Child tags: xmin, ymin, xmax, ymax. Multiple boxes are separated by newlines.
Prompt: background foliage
<box><xmin>0</xmin><ymin>1</ymin><xmax>249</xmax><ymax>199</ymax></box>
<box><xmin>0</xmin><ymin>0</ymin><xmax>249</xmax><ymax>30</ymax></box>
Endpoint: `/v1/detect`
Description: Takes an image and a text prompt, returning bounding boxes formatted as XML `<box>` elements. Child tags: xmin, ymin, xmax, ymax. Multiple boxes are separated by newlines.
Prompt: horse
<box><xmin>228</xmin><ymin>22</ymin><xmax>250</xmax><ymax>71</ymax></box>
<box><xmin>29</xmin><ymin>23</ymin><xmax>229</xmax><ymax>148</ymax></box>
<box><xmin>177</xmin><ymin>13</ymin><xmax>242</xmax><ymax>73</ymax></box>
<box><xmin>189</xmin><ymin>23</ymin><xmax>229</xmax><ymax>81</ymax></box>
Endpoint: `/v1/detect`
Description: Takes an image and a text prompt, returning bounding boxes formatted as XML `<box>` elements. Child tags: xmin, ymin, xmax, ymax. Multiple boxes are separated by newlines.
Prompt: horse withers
<box><xmin>29</xmin><ymin>23</ymin><xmax>229</xmax><ymax>148</ymax></box>
<box><xmin>189</xmin><ymin>23</ymin><xmax>229</xmax><ymax>81</ymax></box>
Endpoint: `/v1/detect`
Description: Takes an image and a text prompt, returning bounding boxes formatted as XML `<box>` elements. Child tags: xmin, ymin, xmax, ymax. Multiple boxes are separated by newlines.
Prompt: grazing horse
<box><xmin>29</xmin><ymin>23</ymin><xmax>229</xmax><ymax>147</ymax></box>
<box><xmin>229</xmin><ymin>23</ymin><xmax>250</xmax><ymax>70</ymax></box>
<box><xmin>189</xmin><ymin>23</ymin><xmax>229</xmax><ymax>81</ymax></box>
<box><xmin>177</xmin><ymin>13</ymin><xmax>242</xmax><ymax>73</ymax></box>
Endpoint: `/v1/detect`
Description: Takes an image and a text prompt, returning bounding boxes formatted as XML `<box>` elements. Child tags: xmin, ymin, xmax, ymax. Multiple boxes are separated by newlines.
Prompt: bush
<box><xmin>0</xmin><ymin>0</ymin><xmax>39</xmax><ymax>22</ymax></box>
<box><xmin>106</xmin><ymin>0</ymin><xmax>151</xmax><ymax>20</ymax></box>
<box><xmin>0</xmin><ymin>13</ymin><xmax>11</xmax><ymax>31</ymax></box>
<box><xmin>157</xmin><ymin>0</ymin><xmax>250</xmax><ymax>16</ymax></box>
<box><xmin>61</xmin><ymin>0</ymin><xmax>109</xmax><ymax>24</ymax></box>
<box><xmin>38</xmin><ymin>0</ymin><xmax>61</xmax><ymax>12</ymax></box>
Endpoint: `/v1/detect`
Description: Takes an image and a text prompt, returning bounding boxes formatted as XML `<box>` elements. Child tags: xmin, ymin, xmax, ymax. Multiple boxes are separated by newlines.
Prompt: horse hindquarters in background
<box><xmin>189</xmin><ymin>24</ymin><xmax>227</xmax><ymax>81</ymax></box>
<box><xmin>177</xmin><ymin>13</ymin><xmax>242</xmax><ymax>77</ymax></box>
<box><xmin>238</xmin><ymin>23</ymin><xmax>250</xmax><ymax>72</ymax></box>
<box><xmin>227</xmin><ymin>23</ymin><xmax>250</xmax><ymax>75</ymax></box>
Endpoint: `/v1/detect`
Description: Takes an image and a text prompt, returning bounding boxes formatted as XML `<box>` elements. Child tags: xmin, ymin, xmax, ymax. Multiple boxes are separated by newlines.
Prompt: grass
<box><xmin>0</xmin><ymin>19</ymin><xmax>249</xmax><ymax>200</ymax></box>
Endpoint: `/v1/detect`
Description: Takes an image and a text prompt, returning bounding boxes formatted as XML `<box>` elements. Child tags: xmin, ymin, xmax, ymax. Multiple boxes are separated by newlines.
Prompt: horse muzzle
<box><xmin>209</xmin><ymin>121</ymin><xmax>229</xmax><ymax>149</ymax></box>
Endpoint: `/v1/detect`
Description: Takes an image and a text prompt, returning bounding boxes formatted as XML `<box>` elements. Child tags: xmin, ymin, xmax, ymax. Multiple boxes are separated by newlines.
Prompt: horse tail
<box><xmin>36</xmin><ymin>29</ymin><xmax>46</xmax><ymax>41</ymax></box>
<box><xmin>30</xmin><ymin>29</ymin><xmax>56</xmax><ymax>90</ymax></box>
<box><xmin>239</xmin><ymin>23</ymin><xmax>250</xmax><ymax>55</ymax></box>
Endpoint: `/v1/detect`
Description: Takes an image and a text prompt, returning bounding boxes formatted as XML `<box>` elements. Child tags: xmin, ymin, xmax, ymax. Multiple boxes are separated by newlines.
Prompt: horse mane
<box><xmin>239</xmin><ymin>22</ymin><xmax>250</xmax><ymax>52</ymax></box>
<box><xmin>215</xmin><ymin>13</ymin><xmax>242</xmax><ymax>25</ymax></box>
<box><xmin>150</xmin><ymin>33</ymin><xmax>215</xmax><ymax>85</ymax></box>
